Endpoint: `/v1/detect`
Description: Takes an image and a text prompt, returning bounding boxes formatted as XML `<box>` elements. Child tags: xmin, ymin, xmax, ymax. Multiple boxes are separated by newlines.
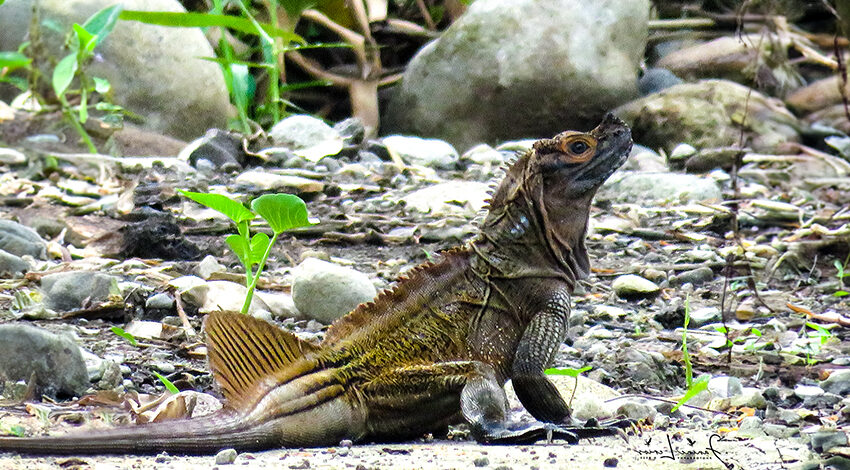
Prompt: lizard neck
<box><xmin>472</xmin><ymin>163</ymin><xmax>592</xmax><ymax>289</ymax></box>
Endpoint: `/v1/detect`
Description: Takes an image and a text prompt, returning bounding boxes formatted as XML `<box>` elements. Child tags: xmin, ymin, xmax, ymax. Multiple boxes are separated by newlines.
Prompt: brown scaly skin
<box><xmin>0</xmin><ymin>114</ymin><xmax>632</xmax><ymax>455</ymax></box>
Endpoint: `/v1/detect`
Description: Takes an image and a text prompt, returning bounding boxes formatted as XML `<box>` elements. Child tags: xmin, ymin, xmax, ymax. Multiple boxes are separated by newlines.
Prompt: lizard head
<box><xmin>482</xmin><ymin>114</ymin><xmax>631</xmax><ymax>282</ymax></box>
<box><xmin>530</xmin><ymin>113</ymin><xmax>632</xmax><ymax>197</ymax></box>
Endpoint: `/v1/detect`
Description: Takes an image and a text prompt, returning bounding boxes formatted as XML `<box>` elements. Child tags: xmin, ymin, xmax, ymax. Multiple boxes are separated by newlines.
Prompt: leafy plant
<box><xmin>1</xmin><ymin>424</ymin><xmax>25</xmax><ymax>437</ymax></box>
<box><xmin>672</xmin><ymin>295</ymin><xmax>710</xmax><ymax>412</ymax></box>
<box><xmin>51</xmin><ymin>4</ymin><xmax>124</xmax><ymax>153</ymax></box>
<box><xmin>152</xmin><ymin>372</ymin><xmax>180</xmax><ymax>394</ymax></box>
<box><xmin>0</xmin><ymin>48</ymin><xmax>32</xmax><ymax>91</ymax></box>
<box><xmin>179</xmin><ymin>190</ymin><xmax>316</xmax><ymax>314</ymax></box>
<box><xmin>545</xmin><ymin>365</ymin><xmax>592</xmax><ymax>407</ymax></box>
<box><xmin>802</xmin><ymin>321</ymin><xmax>833</xmax><ymax>366</ymax></box>
<box><xmin>110</xmin><ymin>326</ymin><xmax>138</xmax><ymax>347</ymax></box>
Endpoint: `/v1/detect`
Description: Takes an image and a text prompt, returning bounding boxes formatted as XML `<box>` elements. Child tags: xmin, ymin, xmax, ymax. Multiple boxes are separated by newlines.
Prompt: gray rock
<box><xmin>795</xmin><ymin>384</ymin><xmax>825</xmax><ymax>400</ymax></box>
<box><xmin>599</xmin><ymin>172</ymin><xmax>722</xmax><ymax>204</ymax></box>
<box><xmin>614</xmin><ymin>79</ymin><xmax>800</xmax><ymax>154</ymax></box>
<box><xmin>269</xmin><ymin>115</ymin><xmax>343</xmax><ymax>162</ymax></box>
<box><xmin>808</xmin><ymin>430</ymin><xmax>848</xmax><ymax>453</ymax></box>
<box><xmin>385</xmin><ymin>0</ymin><xmax>648</xmax><ymax>151</ymax></box>
<box><xmin>145</xmin><ymin>293</ymin><xmax>174</xmax><ymax>310</ymax></box>
<box><xmin>196</xmin><ymin>255</ymin><xmax>226</xmax><ymax>280</ymax></box>
<box><xmin>334</xmin><ymin>117</ymin><xmax>366</xmax><ymax>146</ymax></box>
<box><xmin>215</xmin><ymin>448</ymin><xmax>238</xmax><ymax>465</ymax></box>
<box><xmin>820</xmin><ymin>369</ymin><xmax>850</xmax><ymax>396</ymax></box>
<box><xmin>0</xmin><ymin>248</ymin><xmax>30</xmax><ymax>276</ymax></box>
<box><xmin>672</xmin><ymin>267</ymin><xmax>714</xmax><ymax>286</ymax></box>
<box><xmin>41</xmin><ymin>271</ymin><xmax>119</xmax><ymax>312</ymax></box>
<box><xmin>622</xmin><ymin>145</ymin><xmax>666</xmax><ymax>172</ymax></box>
<box><xmin>0</xmin><ymin>324</ymin><xmax>88</xmax><ymax>398</ymax></box>
<box><xmin>234</xmin><ymin>170</ymin><xmax>324</xmax><ymax>194</ymax></box>
<box><xmin>97</xmin><ymin>360</ymin><xmax>123</xmax><ymax>390</ymax></box>
<box><xmin>669</xmin><ymin>143</ymin><xmax>698</xmax><ymax>160</ymax></box>
<box><xmin>382</xmin><ymin>135</ymin><xmax>459</xmax><ymax>169</ymax></box>
<box><xmin>0</xmin><ymin>148</ymin><xmax>26</xmax><ymax>165</ymax></box>
<box><xmin>612</xmin><ymin>275</ymin><xmax>660</xmax><ymax>299</ymax></box>
<box><xmin>730</xmin><ymin>387</ymin><xmax>767</xmax><ymax>409</ymax></box>
<box><xmin>0</xmin><ymin>0</ymin><xmax>232</xmax><ymax>140</ymax></box>
<box><xmin>615</xmin><ymin>400</ymin><xmax>657</xmax><ymax>421</ymax></box>
<box><xmin>638</xmin><ymin>67</ymin><xmax>683</xmax><ymax>96</ymax></box>
<box><xmin>0</xmin><ymin>220</ymin><xmax>47</xmax><ymax>258</ymax></box>
<box><xmin>689</xmin><ymin>307</ymin><xmax>721</xmax><ymax>327</ymax></box>
<box><xmin>402</xmin><ymin>181</ymin><xmax>491</xmax><ymax>217</ymax></box>
<box><xmin>763</xmin><ymin>423</ymin><xmax>796</xmax><ymax>439</ymax></box>
<box><xmin>737</xmin><ymin>416</ymin><xmax>767</xmax><ymax>438</ymax></box>
<box><xmin>708</xmin><ymin>376</ymin><xmax>743</xmax><ymax>398</ymax></box>
<box><xmin>292</xmin><ymin>258</ymin><xmax>377</xmax><ymax>324</ymax></box>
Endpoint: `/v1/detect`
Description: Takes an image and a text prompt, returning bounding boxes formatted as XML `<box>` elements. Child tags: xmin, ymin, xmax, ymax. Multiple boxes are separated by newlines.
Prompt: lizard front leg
<box><xmin>511</xmin><ymin>290</ymin><xmax>572</xmax><ymax>424</ymax></box>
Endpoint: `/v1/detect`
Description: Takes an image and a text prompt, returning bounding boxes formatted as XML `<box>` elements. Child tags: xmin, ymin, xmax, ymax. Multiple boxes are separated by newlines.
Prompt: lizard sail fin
<box><xmin>204</xmin><ymin>311</ymin><xmax>320</xmax><ymax>410</ymax></box>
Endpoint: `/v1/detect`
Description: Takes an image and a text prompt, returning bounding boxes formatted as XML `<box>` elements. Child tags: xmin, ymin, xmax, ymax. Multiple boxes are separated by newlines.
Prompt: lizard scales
<box><xmin>0</xmin><ymin>114</ymin><xmax>632</xmax><ymax>454</ymax></box>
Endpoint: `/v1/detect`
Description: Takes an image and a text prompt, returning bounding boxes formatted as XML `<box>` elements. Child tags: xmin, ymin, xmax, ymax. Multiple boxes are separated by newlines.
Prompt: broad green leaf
<box><xmin>835</xmin><ymin>290</ymin><xmax>849</xmax><ymax>297</ymax></box>
<box><xmin>52</xmin><ymin>53</ymin><xmax>78</xmax><ymax>97</ymax></box>
<box><xmin>250</xmin><ymin>232</ymin><xmax>270</xmax><ymax>265</ymax></box>
<box><xmin>179</xmin><ymin>190</ymin><xmax>255</xmax><ymax>224</ymax></box>
<box><xmin>119</xmin><ymin>11</ymin><xmax>304</xmax><ymax>44</ymax></box>
<box><xmin>72</xmin><ymin>23</ymin><xmax>97</xmax><ymax>53</ymax></box>
<box><xmin>82</xmin><ymin>4</ymin><xmax>123</xmax><ymax>48</ymax></box>
<box><xmin>0</xmin><ymin>51</ymin><xmax>32</xmax><ymax>70</ymax></box>
<box><xmin>544</xmin><ymin>366</ymin><xmax>592</xmax><ymax>377</ymax></box>
<box><xmin>751</xmin><ymin>328</ymin><xmax>762</xmax><ymax>337</ymax></box>
<box><xmin>671</xmin><ymin>373</ymin><xmax>709</xmax><ymax>412</ymax></box>
<box><xmin>93</xmin><ymin>76</ymin><xmax>111</xmax><ymax>94</ymax></box>
<box><xmin>111</xmin><ymin>326</ymin><xmax>138</xmax><ymax>347</ymax></box>
<box><xmin>226</xmin><ymin>234</ymin><xmax>251</xmax><ymax>267</ymax></box>
<box><xmin>251</xmin><ymin>194</ymin><xmax>315</xmax><ymax>234</ymax></box>
<box><xmin>152</xmin><ymin>371</ymin><xmax>179</xmax><ymax>394</ymax></box>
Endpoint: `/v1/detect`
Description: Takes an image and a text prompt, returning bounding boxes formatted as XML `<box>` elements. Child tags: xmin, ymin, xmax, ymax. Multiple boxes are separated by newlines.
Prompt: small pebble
<box><xmin>473</xmin><ymin>456</ymin><xmax>489</xmax><ymax>467</ymax></box>
<box><xmin>603</xmin><ymin>457</ymin><xmax>619</xmax><ymax>467</ymax></box>
<box><xmin>215</xmin><ymin>448</ymin><xmax>238</xmax><ymax>465</ymax></box>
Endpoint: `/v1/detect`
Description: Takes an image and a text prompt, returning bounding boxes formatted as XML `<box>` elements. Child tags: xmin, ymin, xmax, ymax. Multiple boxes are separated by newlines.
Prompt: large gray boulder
<box><xmin>384</xmin><ymin>0</ymin><xmax>648</xmax><ymax>151</ymax></box>
<box><xmin>0</xmin><ymin>0</ymin><xmax>232</xmax><ymax>140</ymax></box>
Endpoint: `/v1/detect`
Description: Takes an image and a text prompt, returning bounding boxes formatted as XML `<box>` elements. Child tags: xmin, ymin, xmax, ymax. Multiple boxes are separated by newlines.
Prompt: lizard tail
<box><xmin>0</xmin><ymin>410</ymin><xmax>279</xmax><ymax>455</ymax></box>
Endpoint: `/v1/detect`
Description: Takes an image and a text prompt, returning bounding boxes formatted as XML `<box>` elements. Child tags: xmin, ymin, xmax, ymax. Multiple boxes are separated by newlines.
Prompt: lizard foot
<box><xmin>477</xmin><ymin>422</ymin><xmax>580</xmax><ymax>445</ymax></box>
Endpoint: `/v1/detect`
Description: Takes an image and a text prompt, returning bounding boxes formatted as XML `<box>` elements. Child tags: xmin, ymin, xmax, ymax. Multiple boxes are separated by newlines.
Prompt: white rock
<box><xmin>292</xmin><ymin>258</ymin><xmax>377</xmax><ymax>324</ymax></box>
<box><xmin>234</xmin><ymin>170</ymin><xmax>324</xmax><ymax>193</ymax></box>
<box><xmin>612</xmin><ymin>274</ymin><xmax>660</xmax><ymax>298</ymax></box>
<box><xmin>383</xmin><ymin>135</ymin><xmax>459</xmax><ymax>169</ymax></box>
<box><xmin>401</xmin><ymin>181</ymin><xmax>491</xmax><ymax>217</ymax></box>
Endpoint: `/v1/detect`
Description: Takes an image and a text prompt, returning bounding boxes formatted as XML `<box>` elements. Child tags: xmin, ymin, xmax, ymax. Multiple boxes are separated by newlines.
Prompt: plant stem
<box><xmin>241</xmin><ymin>231</ymin><xmax>278</xmax><ymax>314</ymax></box>
<box><xmin>59</xmin><ymin>94</ymin><xmax>97</xmax><ymax>153</ymax></box>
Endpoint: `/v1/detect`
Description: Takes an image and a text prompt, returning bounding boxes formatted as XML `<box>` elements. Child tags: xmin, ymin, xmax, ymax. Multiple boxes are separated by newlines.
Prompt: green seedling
<box><xmin>152</xmin><ymin>372</ymin><xmax>179</xmax><ymax>394</ymax></box>
<box><xmin>52</xmin><ymin>4</ymin><xmax>123</xmax><ymax>152</ymax></box>
<box><xmin>545</xmin><ymin>365</ymin><xmax>592</xmax><ymax>407</ymax></box>
<box><xmin>0</xmin><ymin>48</ymin><xmax>32</xmax><ymax>91</ymax></box>
<box><xmin>802</xmin><ymin>321</ymin><xmax>833</xmax><ymax>366</ymax></box>
<box><xmin>673</xmin><ymin>295</ymin><xmax>709</xmax><ymax>412</ymax></box>
<box><xmin>0</xmin><ymin>423</ymin><xmax>25</xmax><ymax>437</ymax></box>
<box><xmin>110</xmin><ymin>326</ymin><xmax>138</xmax><ymax>347</ymax></box>
<box><xmin>179</xmin><ymin>190</ymin><xmax>316</xmax><ymax>314</ymax></box>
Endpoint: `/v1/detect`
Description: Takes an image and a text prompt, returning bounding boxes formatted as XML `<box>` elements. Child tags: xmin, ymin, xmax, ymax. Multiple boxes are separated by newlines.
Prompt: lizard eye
<box><xmin>569</xmin><ymin>141</ymin><xmax>588</xmax><ymax>154</ymax></box>
<box><xmin>558</xmin><ymin>135</ymin><xmax>596</xmax><ymax>162</ymax></box>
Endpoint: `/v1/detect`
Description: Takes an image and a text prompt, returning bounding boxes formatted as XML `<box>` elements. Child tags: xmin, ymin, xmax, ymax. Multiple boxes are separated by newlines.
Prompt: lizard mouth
<box><xmin>573</xmin><ymin>114</ymin><xmax>632</xmax><ymax>186</ymax></box>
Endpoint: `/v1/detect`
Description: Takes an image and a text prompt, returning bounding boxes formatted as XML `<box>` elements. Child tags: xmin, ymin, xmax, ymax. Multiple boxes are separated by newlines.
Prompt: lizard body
<box><xmin>0</xmin><ymin>114</ymin><xmax>632</xmax><ymax>454</ymax></box>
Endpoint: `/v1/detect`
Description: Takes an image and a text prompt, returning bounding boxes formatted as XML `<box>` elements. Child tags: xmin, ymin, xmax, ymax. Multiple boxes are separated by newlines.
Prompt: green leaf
<box><xmin>82</xmin><ymin>4</ymin><xmax>123</xmax><ymax>48</ymax></box>
<box><xmin>111</xmin><ymin>326</ymin><xmax>138</xmax><ymax>347</ymax></box>
<box><xmin>152</xmin><ymin>371</ymin><xmax>179</xmax><ymax>394</ymax></box>
<box><xmin>671</xmin><ymin>373</ymin><xmax>710</xmax><ymax>412</ymax></box>
<box><xmin>225</xmin><ymin>234</ymin><xmax>251</xmax><ymax>267</ymax></box>
<box><xmin>52</xmin><ymin>53</ymin><xmax>78</xmax><ymax>97</ymax></box>
<box><xmin>835</xmin><ymin>290</ymin><xmax>849</xmax><ymax>297</ymax></box>
<box><xmin>280</xmin><ymin>0</ymin><xmax>319</xmax><ymax>21</ymax></box>
<box><xmin>229</xmin><ymin>63</ymin><xmax>254</xmax><ymax>113</ymax></box>
<box><xmin>8</xmin><ymin>425</ymin><xmax>25</xmax><ymax>437</ymax></box>
<box><xmin>713</xmin><ymin>326</ymin><xmax>727</xmax><ymax>334</ymax></box>
<box><xmin>251</xmin><ymin>194</ymin><xmax>315</xmax><ymax>234</ymax></box>
<box><xmin>93</xmin><ymin>76</ymin><xmax>111</xmax><ymax>94</ymax></box>
<box><xmin>544</xmin><ymin>366</ymin><xmax>592</xmax><ymax>377</ymax></box>
<box><xmin>751</xmin><ymin>327</ymin><xmax>762</xmax><ymax>337</ymax></box>
<box><xmin>119</xmin><ymin>10</ymin><xmax>304</xmax><ymax>44</ymax></box>
<box><xmin>250</xmin><ymin>232</ymin><xmax>270</xmax><ymax>265</ymax></box>
<box><xmin>0</xmin><ymin>51</ymin><xmax>32</xmax><ymax>70</ymax></box>
<box><xmin>178</xmin><ymin>190</ymin><xmax>255</xmax><ymax>224</ymax></box>
<box><xmin>72</xmin><ymin>23</ymin><xmax>98</xmax><ymax>53</ymax></box>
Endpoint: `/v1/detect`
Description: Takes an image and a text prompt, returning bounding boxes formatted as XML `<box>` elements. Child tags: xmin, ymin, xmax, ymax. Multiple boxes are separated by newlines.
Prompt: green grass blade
<box><xmin>119</xmin><ymin>10</ymin><xmax>304</xmax><ymax>43</ymax></box>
